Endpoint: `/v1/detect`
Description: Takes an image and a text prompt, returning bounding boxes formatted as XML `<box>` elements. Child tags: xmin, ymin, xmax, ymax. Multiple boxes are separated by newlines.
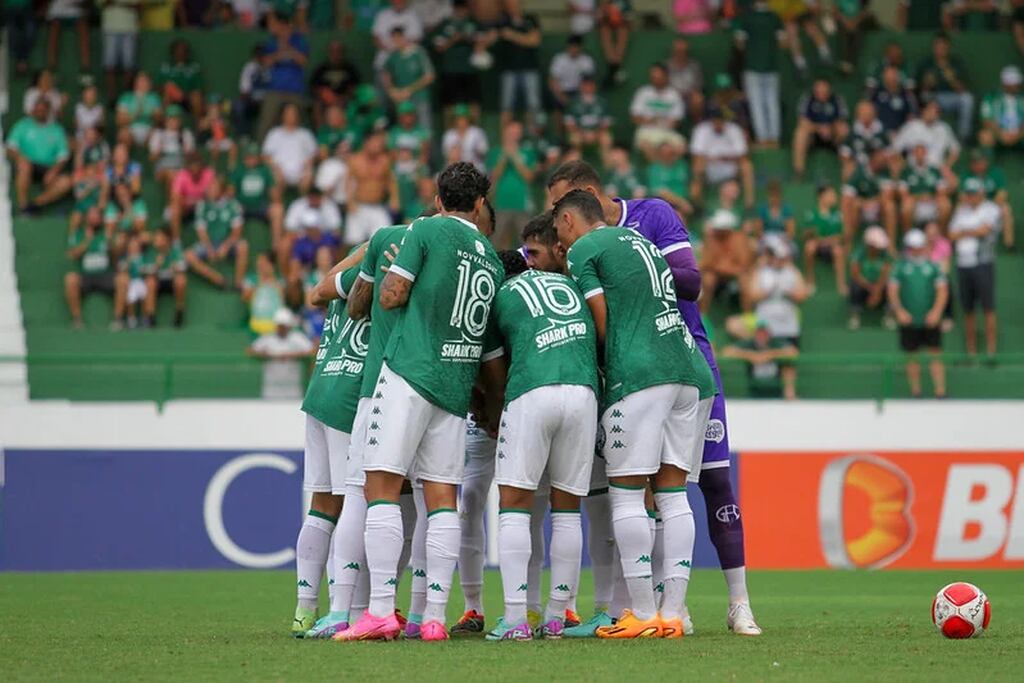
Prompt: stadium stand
<box><xmin>4</xmin><ymin>3</ymin><xmax>1024</xmax><ymax>401</ymax></box>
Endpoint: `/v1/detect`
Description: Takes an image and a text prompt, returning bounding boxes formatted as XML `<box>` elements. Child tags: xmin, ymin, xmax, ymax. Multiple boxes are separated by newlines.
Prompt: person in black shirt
<box><xmin>792</xmin><ymin>79</ymin><xmax>849</xmax><ymax>179</ymax></box>
<box><xmin>868</xmin><ymin>65</ymin><xmax>919</xmax><ymax>138</ymax></box>
<box><xmin>309</xmin><ymin>40</ymin><xmax>361</xmax><ymax>128</ymax></box>
<box><xmin>497</xmin><ymin>0</ymin><xmax>542</xmax><ymax>128</ymax></box>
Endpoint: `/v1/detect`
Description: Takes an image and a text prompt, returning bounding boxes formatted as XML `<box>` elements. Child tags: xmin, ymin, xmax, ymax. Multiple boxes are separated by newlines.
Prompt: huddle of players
<box><xmin>290</xmin><ymin>160</ymin><xmax>762</xmax><ymax>642</ymax></box>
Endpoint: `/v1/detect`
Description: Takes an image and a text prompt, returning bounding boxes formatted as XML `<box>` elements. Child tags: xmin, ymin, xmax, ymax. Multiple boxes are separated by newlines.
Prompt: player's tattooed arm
<box><xmin>379</xmin><ymin>271</ymin><xmax>413</xmax><ymax>310</ymax></box>
<box><xmin>347</xmin><ymin>277</ymin><xmax>374</xmax><ymax>319</ymax></box>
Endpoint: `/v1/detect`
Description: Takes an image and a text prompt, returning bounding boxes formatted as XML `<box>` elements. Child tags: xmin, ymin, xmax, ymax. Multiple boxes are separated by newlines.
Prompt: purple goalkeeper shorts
<box><xmin>701</xmin><ymin>362</ymin><xmax>731</xmax><ymax>470</ymax></box>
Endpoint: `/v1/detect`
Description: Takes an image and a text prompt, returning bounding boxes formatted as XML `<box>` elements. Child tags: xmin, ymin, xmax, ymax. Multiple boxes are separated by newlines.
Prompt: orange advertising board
<box><xmin>739</xmin><ymin>452</ymin><xmax>1024</xmax><ymax>569</ymax></box>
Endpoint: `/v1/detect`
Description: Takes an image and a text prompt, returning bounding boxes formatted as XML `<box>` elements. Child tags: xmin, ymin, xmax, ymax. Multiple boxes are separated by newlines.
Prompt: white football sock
<box><xmin>498</xmin><ymin>510</ymin><xmax>531</xmax><ymax>625</ymax></box>
<box><xmin>364</xmin><ymin>501</ymin><xmax>403</xmax><ymax>618</ymax></box>
<box><xmin>654</xmin><ymin>489</ymin><xmax>694</xmax><ymax>620</ymax></box>
<box><xmin>296</xmin><ymin>510</ymin><xmax>336</xmax><ymax>610</ymax></box>
<box><xmin>583</xmin><ymin>493</ymin><xmax>615</xmax><ymax>614</ymax></box>
<box><xmin>422</xmin><ymin>509</ymin><xmax>461</xmax><ymax>624</ymax></box>
<box><xmin>610</xmin><ymin>547</ymin><xmax>628</xmax><ymax>617</ymax></box>
<box><xmin>652</xmin><ymin>515</ymin><xmax>665</xmax><ymax>601</ymax></box>
<box><xmin>398</xmin><ymin>492</ymin><xmax>416</xmax><ymax>577</ymax></box>
<box><xmin>332</xmin><ymin>485</ymin><xmax>367</xmax><ymax>616</ymax></box>
<box><xmin>408</xmin><ymin>487</ymin><xmax>428</xmax><ymax>623</ymax></box>
<box><xmin>609</xmin><ymin>485</ymin><xmax>656</xmax><ymax>620</ymax></box>
<box><xmin>724</xmin><ymin>567</ymin><xmax>750</xmax><ymax>604</ymax></box>
<box><xmin>458</xmin><ymin>468</ymin><xmax>490</xmax><ymax>614</ymax></box>
<box><xmin>527</xmin><ymin>495</ymin><xmax>547</xmax><ymax>615</ymax></box>
<box><xmin>545</xmin><ymin>511</ymin><xmax>581</xmax><ymax>622</ymax></box>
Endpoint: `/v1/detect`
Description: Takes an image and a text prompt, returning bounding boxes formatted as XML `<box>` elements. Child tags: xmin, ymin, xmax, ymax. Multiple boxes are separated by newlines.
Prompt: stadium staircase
<box><xmin>4</xmin><ymin>27</ymin><xmax>1024</xmax><ymax>401</ymax></box>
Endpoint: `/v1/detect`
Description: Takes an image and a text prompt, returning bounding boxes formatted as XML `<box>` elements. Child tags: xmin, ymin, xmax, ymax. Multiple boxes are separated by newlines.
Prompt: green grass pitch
<box><xmin>1</xmin><ymin>569</ymin><xmax>1020</xmax><ymax>681</ymax></box>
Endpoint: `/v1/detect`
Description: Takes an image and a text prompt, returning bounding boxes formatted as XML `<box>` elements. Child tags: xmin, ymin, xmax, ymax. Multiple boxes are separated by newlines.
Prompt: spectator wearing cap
<box><xmin>564</xmin><ymin>75</ymin><xmax>613</xmax><ymax>153</ymax></box>
<box><xmin>645</xmin><ymin>141</ymin><xmax>693</xmax><ymax>219</ymax></box>
<box><xmin>282</xmin><ymin>189</ymin><xmax>342</xmax><ymax>268</ymax></box>
<box><xmin>700</xmin><ymin>183</ymin><xmax>755</xmax><ymax>313</ymax></box>
<box><xmin>548</xmin><ymin>35</ymin><xmax>596</xmax><ymax>134</ymax></box>
<box><xmin>893</xmin><ymin>99</ymin><xmax>961</xmax><ymax>171</ymax></box>
<box><xmin>381</xmin><ymin>26</ymin><xmax>436</xmax><ymax>132</ymax></box>
<box><xmin>841</xmin><ymin>147</ymin><xmax>898</xmax><ymax>245</ymax></box>
<box><xmin>157</xmin><ymin>39</ymin><xmax>204</xmax><ymax>117</ymax></box>
<box><xmin>888</xmin><ymin>228</ymin><xmax>948</xmax><ymax>398</ymax></box>
<box><xmin>149</xmin><ymin>105</ymin><xmax>197</xmax><ymax>199</ymax></box>
<box><xmin>497</xmin><ymin>0</ymin><xmax>543</xmax><ymax>129</ymax></box>
<box><xmin>848</xmin><ymin>225</ymin><xmax>892</xmax><ymax>330</ymax></box>
<box><xmin>290</xmin><ymin>209</ymin><xmax>341</xmax><ymax>281</ymax></box>
<box><xmin>388</xmin><ymin>101</ymin><xmax>431</xmax><ymax>167</ymax></box>
<box><xmin>722</xmin><ymin>319</ymin><xmax>799</xmax><ymax>400</ymax></box>
<box><xmin>168</xmin><ymin>152</ymin><xmax>215</xmax><ymax>240</ymax></box>
<box><xmin>733</xmin><ymin>1</ymin><xmax>785</xmax><ymax>147</ymax></box>
<box><xmin>442</xmin><ymin>103</ymin><xmax>489</xmax><ymax>171</ymax></box>
<box><xmin>346</xmin><ymin>84</ymin><xmax>389</xmax><ymax>152</ymax></box>
<box><xmin>488</xmin><ymin>120</ymin><xmax>538</xmax><ymax>249</ymax></box>
<box><xmin>248</xmin><ymin>307</ymin><xmax>315</xmax><ymax>400</ymax></box>
<box><xmin>630</xmin><ymin>62</ymin><xmax>686</xmax><ymax>159</ymax></box>
<box><xmin>230</xmin><ymin>142</ymin><xmax>285</xmax><ymax>253</ymax></box>
<box><xmin>690</xmin><ymin>106</ymin><xmax>754</xmax><ymax>209</ymax></box>
<box><xmin>802</xmin><ymin>184</ymin><xmax>847</xmax><ymax>296</ymax></box>
<box><xmin>949</xmin><ymin>177</ymin><xmax>1000</xmax><ymax>358</ymax></box>
<box><xmin>262</xmin><ymin>102</ymin><xmax>317</xmax><ymax>194</ymax></box>
<box><xmin>116</xmin><ymin>72</ymin><xmax>162</xmax><ymax>148</ymax></box>
<box><xmin>747</xmin><ymin>237</ymin><xmax>808</xmax><ymax>378</ymax></box>
<box><xmin>257</xmin><ymin>11</ymin><xmax>311</xmax><ymax>141</ymax></box>
<box><xmin>899</xmin><ymin>143</ymin><xmax>952</xmax><ymax>232</ymax></box>
<box><xmin>185</xmin><ymin>175</ymin><xmax>249</xmax><ymax>290</ymax></box>
<box><xmin>960</xmin><ymin>149</ymin><xmax>1014</xmax><ymax>250</ymax></box>
<box><xmin>5</xmin><ymin>98</ymin><xmax>72</xmax><ymax>214</ymax></box>
<box><xmin>666</xmin><ymin>37</ymin><xmax>704</xmax><ymax>119</ymax></box>
<box><xmin>792</xmin><ymin>79</ymin><xmax>849</xmax><ymax>180</ymax></box>
<box><xmin>309</xmin><ymin>40</ymin><xmax>361</xmax><ymax>128</ymax></box>
<box><xmin>839</xmin><ymin>101</ymin><xmax>889</xmax><ymax>180</ymax></box>
<box><xmin>706</xmin><ymin>73</ymin><xmax>752</xmax><ymax>137</ymax></box>
<box><xmin>979</xmin><ymin>65</ymin><xmax>1024</xmax><ymax>151</ymax></box>
<box><xmin>916</xmin><ymin>33</ymin><xmax>974</xmax><ymax>140</ymax></box>
<box><xmin>868</xmin><ymin>65</ymin><xmax>919</xmax><ymax>138</ymax></box>
<box><xmin>433</xmin><ymin>0</ymin><xmax>486</xmax><ymax>122</ymax></box>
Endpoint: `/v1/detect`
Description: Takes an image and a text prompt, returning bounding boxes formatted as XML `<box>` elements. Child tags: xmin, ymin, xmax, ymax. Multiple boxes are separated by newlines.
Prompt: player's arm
<box><xmin>379</xmin><ymin>221</ymin><xmax>425</xmax><ymax>310</ymax></box>
<box><xmin>649</xmin><ymin>201</ymin><xmax>702</xmax><ymax>301</ymax></box>
<box><xmin>379</xmin><ymin>271</ymin><xmax>413</xmax><ymax>310</ymax></box>
<box><xmin>585</xmin><ymin>292</ymin><xmax>608</xmax><ymax>350</ymax></box>
<box><xmin>479</xmin><ymin>355</ymin><xmax>507</xmax><ymax>438</ymax></box>
<box><xmin>308</xmin><ymin>242</ymin><xmax>368</xmax><ymax>307</ymax></box>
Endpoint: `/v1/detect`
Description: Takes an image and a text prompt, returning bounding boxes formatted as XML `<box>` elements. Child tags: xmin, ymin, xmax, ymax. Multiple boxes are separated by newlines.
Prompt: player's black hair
<box><xmin>552</xmin><ymin>189</ymin><xmax>604</xmax><ymax>224</ymax></box>
<box><xmin>547</xmin><ymin>160</ymin><xmax>601</xmax><ymax>190</ymax></box>
<box><xmin>521</xmin><ymin>211</ymin><xmax>557</xmax><ymax>246</ymax></box>
<box><xmin>651</xmin><ymin>61</ymin><xmax>669</xmax><ymax>75</ymax></box>
<box><xmin>437</xmin><ymin>162</ymin><xmax>491</xmax><ymax>213</ymax></box>
<box><xmin>482</xmin><ymin>196</ymin><xmax>496</xmax><ymax>233</ymax></box>
<box><xmin>498</xmin><ymin>250</ymin><xmax>528</xmax><ymax>280</ymax></box>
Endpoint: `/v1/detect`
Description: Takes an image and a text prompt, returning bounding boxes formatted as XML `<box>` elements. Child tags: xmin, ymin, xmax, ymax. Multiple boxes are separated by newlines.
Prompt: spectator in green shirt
<box><xmin>158</xmin><ymin>39</ymin><xmax>204</xmax><ymax>116</ymax></box>
<box><xmin>959</xmin><ymin>148</ymin><xmax>1014</xmax><ymax>250</ymax></box>
<box><xmin>116</xmin><ymin>72</ymin><xmax>163</xmax><ymax>147</ymax></box>
<box><xmin>754</xmin><ymin>178</ymin><xmax>795</xmax><ymax>242</ymax></box>
<box><xmin>70</xmin><ymin>161</ymin><xmax>110</xmax><ymax>236</ymax></box>
<box><xmin>241</xmin><ymin>251</ymin><xmax>287</xmax><ymax>335</ymax></box>
<box><xmin>387</xmin><ymin>100</ymin><xmax>430</xmax><ymax>167</ymax></box>
<box><xmin>602</xmin><ymin>145</ymin><xmax>645</xmax><ymax>199</ymax></box>
<box><xmin>5</xmin><ymin>99</ymin><xmax>72</xmax><ymax>214</ymax></box>
<box><xmin>230</xmin><ymin>142</ymin><xmax>285</xmax><ymax>252</ymax></box>
<box><xmin>721</xmin><ymin>319</ymin><xmax>799</xmax><ymax>400</ymax></box>
<box><xmin>316</xmin><ymin>103</ymin><xmax>353</xmax><ymax>162</ymax></box>
<box><xmin>803</xmin><ymin>184</ymin><xmax>847</xmax><ymax>296</ymax></box>
<box><xmin>942</xmin><ymin>0</ymin><xmax>1000</xmax><ymax>32</ymax></box>
<box><xmin>888</xmin><ymin>229</ymin><xmax>948</xmax><ymax>398</ymax></box>
<box><xmin>734</xmin><ymin>1</ymin><xmax>785</xmax><ymax>146</ymax></box>
<box><xmin>831</xmin><ymin>0</ymin><xmax>879</xmax><ymax>76</ymax></box>
<box><xmin>392</xmin><ymin>146</ymin><xmax>428</xmax><ymax>222</ymax></box>
<box><xmin>979</xmin><ymin>65</ymin><xmax>1024</xmax><ymax>151</ymax></box>
<box><xmin>645</xmin><ymin>141</ymin><xmax>693</xmax><ymax>218</ymax></box>
<box><xmin>841</xmin><ymin>148</ymin><xmax>898</xmax><ymax>249</ymax></box>
<box><xmin>916</xmin><ymin>33</ymin><xmax>974</xmax><ymax>139</ymax></box>
<box><xmin>898</xmin><ymin>143</ymin><xmax>952</xmax><ymax>232</ymax></box>
<box><xmin>564</xmin><ymin>75</ymin><xmax>613</xmax><ymax>154</ymax></box>
<box><xmin>488</xmin><ymin>120</ymin><xmax>537</xmax><ymax>249</ymax></box>
<box><xmin>64</xmin><ymin>208</ymin><xmax>128</xmax><ymax>330</ymax></box>
<box><xmin>142</xmin><ymin>227</ymin><xmax>188</xmax><ymax>328</ymax></box>
<box><xmin>185</xmin><ymin>176</ymin><xmax>250</xmax><ymax>289</ymax></box>
<box><xmin>432</xmin><ymin>0</ymin><xmax>484</xmax><ymax>121</ymax></box>
<box><xmin>848</xmin><ymin>225</ymin><xmax>892</xmax><ymax>330</ymax></box>
<box><xmin>381</xmin><ymin>27</ymin><xmax>435</xmax><ymax>131</ymax></box>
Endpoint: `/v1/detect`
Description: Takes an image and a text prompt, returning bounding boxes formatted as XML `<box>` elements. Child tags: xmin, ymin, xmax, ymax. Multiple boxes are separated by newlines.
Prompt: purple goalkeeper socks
<box><xmin>699</xmin><ymin>468</ymin><xmax>746</xmax><ymax>570</ymax></box>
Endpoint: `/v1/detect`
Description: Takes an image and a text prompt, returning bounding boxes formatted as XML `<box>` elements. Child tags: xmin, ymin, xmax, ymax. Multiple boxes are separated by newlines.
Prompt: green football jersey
<box><xmin>358</xmin><ymin>225</ymin><xmax>410</xmax><ymax>399</ymax></box>
<box><xmin>804</xmin><ymin>206</ymin><xmax>843</xmax><ymax>238</ymax></box>
<box><xmin>195</xmin><ymin>197</ymin><xmax>243</xmax><ymax>243</ymax></box>
<box><xmin>143</xmin><ymin>244</ymin><xmax>186</xmax><ymax>279</ymax></box>
<box><xmin>69</xmin><ymin>229</ymin><xmax>111</xmax><ymax>274</ymax></box>
<box><xmin>489</xmin><ymin>270</ymin><xmax>599</xmax><ymax>404</ymax></box>
<box><xmin>605</xmin><ymin>169</ymin><xmax>643</xmax><ymax>199</ymax></box>
<box><xmin>566</xmin><ymin>227</ymin><xmax>715</xmax><ymax>405</ymax></box>
<box><xmin>891</xmin><ymin>257</ymin><xmax>945</xmax><ymax>326</ymax></box>
<box><xmin>384</xmin><ymin>46</ymin><xmax>434</xmax><ymax>105</ymax></box>
<box><xmin>387</xmin><ymin>125</ymin><xmax>430</xmax><ymax>154</ymax></box>
<box><xmin>230</xmin><ymin>163</ymin><xmax>275</xmax><ymax>209</ymax></box>
<box><xmin>565</xmin><ymin>95</ymin><xmax>611</xmax><ymax>132</ymax></box>
<box><xmin>383</xmin><ymin>215</ymin><xmax>504</xmax><ymax>416</ymax></box>
<box><xmin>961</xmin><ymin>167</ymin><xmax>1005</xmax><ymax>199</ymax></box>
<box><xmin>301</xmin><ymin>267</ymin><xmax>369</xmax><ymax>433</ymax></box>
<box><xmin>900</xmin><ymin>161</ymin><xmax>942</xmax><ymax>196</ymax></box>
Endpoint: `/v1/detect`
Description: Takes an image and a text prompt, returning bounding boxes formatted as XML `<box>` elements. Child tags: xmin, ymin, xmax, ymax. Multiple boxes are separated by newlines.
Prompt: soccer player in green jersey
<box><xmin>338</xmin><ymin>163</ymin><xmax>503</xmax><ymax>642</ymax></box>
<box><xmin>552</xmin><ymin>189</ymin><xmax>716</xmax><ymax>640</ymax></box>
<box><xmin>480</xmin><ymin>241</ymin><xmax>601</xmax><ymax>642</ymax></box>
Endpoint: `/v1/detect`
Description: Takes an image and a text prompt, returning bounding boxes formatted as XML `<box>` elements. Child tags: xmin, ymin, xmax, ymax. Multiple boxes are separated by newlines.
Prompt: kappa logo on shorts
<box><xmin>498</xmin><ymin>451</ymin><xmax>506</xmax><ymax>459</ymax></box>
<box><xmin>675</xmin><ymin>559</ymin><xmax>692</xmax><ymax>568</ymax></box>
<box><xmin>705</xmin><ymin>419</ymin><xmax>725</xmax><ymax>444</ymax></box>
<box><xmin>378</xmin><ymin>375</ymin><xmax>388</xmax><ymax>385</ymax></box>
<box><xmin>372</xmin><ymin>406</ymin><xmax>382</xmax><ymax>415</ymax></box>
<box><xmin>554</xmin><ymin>584</ymin><xmax>570</xmax><ymax>592</ymax></box>
<box><xmin>611</xmin><ymin>409</ymin><xmax>624</xmax><ymax>418</ymax></box>
<box><xmin>370</xmin><ymin>422</ymin><xmax>380</xmax><ymax>431</ymax></box>
<box><xmin>498</xmin><ymin>436</ymin><xmax>506</xmax><ymax>443</ymax></box>
<box><xmin>610</xmin><ymin>425</ymin><xmax>624</xmax><ymax>434</ymax></box>
<box><xmin>611</xmin><ymin>440</ymin><xmax>625</xmax><ymax>449</ymax></box>
<box><xmin>297</xmin><ymin>579</ymin><xmax>312</xmax><ymax>588</ymax></box>
<box><xmin>654</xmin><ymin>582</ymin><xmax>664</xmax><ymax>593</ymax></box>
<box><xmin>368</xmin><ymin>437</ymin><xmax>379</xmax><ymax>446</ymax></box>
<box><xmin>414</xmin><ymin>568</ymin><xmax>426</xmax><ymax>577</ymax></box>
<box><xmin>715</xmin><ymin>504</ymin><xmax>740</xmax><ymax>523</ymax></box>
<box><xmin>374</xmin><ymin>391</ymin><xmax>383</xmax><ymax>399</ymax></box>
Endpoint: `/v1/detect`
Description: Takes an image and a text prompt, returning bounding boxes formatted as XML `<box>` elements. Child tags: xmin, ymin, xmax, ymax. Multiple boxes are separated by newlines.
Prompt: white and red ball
<box><xmin>931</xmin><ymin>582</ymin><xmax>991</xmax><ymax>639</ymax></box>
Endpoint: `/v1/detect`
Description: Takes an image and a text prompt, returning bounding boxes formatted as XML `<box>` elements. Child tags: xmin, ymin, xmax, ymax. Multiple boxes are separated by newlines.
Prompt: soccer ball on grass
<box><xmin>931</xmin><ymin>582</ymin><xmax>991</xmax><ymax>639</ymax></box>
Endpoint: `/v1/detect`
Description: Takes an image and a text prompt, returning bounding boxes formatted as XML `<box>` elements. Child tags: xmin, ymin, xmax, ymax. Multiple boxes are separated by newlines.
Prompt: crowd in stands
<box><xmin>3</xmin><ymin>0</ymin><xmax>1023</xmax><ymax>400</ymax></box>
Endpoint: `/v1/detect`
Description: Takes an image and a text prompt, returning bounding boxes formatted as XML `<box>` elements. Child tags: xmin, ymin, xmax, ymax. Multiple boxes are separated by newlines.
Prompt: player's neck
<box><xmin>601</xmin><ymin>196</ymin><xmax>622</xmax><ymax>227</ymax></box>
<box><xmin>441</xmin><ymin>209</ymin><xmax>478</xmax><ymax>229</ymax></box>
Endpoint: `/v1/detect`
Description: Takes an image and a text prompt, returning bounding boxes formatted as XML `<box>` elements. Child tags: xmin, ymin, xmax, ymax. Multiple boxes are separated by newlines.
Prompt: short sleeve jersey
<box><xmin>489</xmin><ymin>270</ymin><xmax>599</xmax><ymax>404</ymax></box>
<box><xmin>605</xmin><ymin>169</ymin><xmax>644</xmax><ymax>199</ymax></box>
<box><xmin>384</xmin><ymin>46</ymin><xmax>434</xmax><ymax>104</ymax></box>
<box><xmin>646</xmin><ymin>160</ymin><xmax>690</xmax><ymax>198</ymax></box>
<box><xmin>195</xmin><ymin>197</ymin><xmax>244</xmax><ymax>243</ymax></box>
<box><xmin>230</xmin><ymin>163</ymin><xmax>275</xmax><ymax>209</ymax></box>
<box><xmin>565</xmin><ymin>95</ymin><xmax>612</xmax><ymax>131</ymax></box>
<box><xmin>358</xmin><ymin>225</ymin><xmax>409</xmax><ymax>399</ymax></box>
<box><xmin>69</xmin><ymin>229</ymin><xmax>111</xmax><ymax>274</ymax></box>
<box><xmin>900</xmin><ymin>162</ymin><xmax>943</xmax><ymax>196</ymax></box>
<box><xmin>143</xmin><ymin>244</ymin><xmax>186</xmax><ymax>279</ymax></box>
<box><xmin>384</xmin><ymin>215</ymin><xmax>504</xmax><ymax>416</ymax></box>
<box><xmin>851</xmin><ymin>245</ymin><xmax>891</xmax><ymax>284</ymax></box>
<box><xmin>301</xmin><ymin>267</ymin><xmax>369</xmax><ymax>433</ymax></box>
<box><xmin>891</xmin><ymin>257</ymin><xmax>945</xmax><ymax>326</ymax></box>
<box><xmin>566</xmin><ymin>227</ymin><xmax>715</xmax><ymax>405</ymax></box>
<box><xmin>804</xmin><ymin>206</ymin><xmax>843</xmax><ymax>238</ymax></box>
<box><xmin>961</xmin><ymin>167</ymin><xmax>1005</xmax><ymax>200</ymax></box>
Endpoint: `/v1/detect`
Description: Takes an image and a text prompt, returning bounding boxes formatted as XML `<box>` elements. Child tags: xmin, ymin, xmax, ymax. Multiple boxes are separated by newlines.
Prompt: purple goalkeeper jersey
<box><xmin>613</xmin><ymin>197</ymin><xmax>716</xmax><ymax>370</ymax></box>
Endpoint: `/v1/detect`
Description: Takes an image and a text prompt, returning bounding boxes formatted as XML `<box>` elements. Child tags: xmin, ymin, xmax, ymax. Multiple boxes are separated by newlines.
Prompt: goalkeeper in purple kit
<box><xmin>547</xmin><ymin>161</ymin><xmax>761</xmax><ymax>636</ymax></box>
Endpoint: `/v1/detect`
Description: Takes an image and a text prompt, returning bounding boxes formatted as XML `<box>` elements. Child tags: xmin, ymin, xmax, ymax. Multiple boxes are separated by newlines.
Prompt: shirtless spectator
<box><xmin>345</xmin><ymin>131</ymin><xmax>395</xmax><ymax>245</ymax></box>
<box><xmin>700</xmin><ymin>200</ymin><xmax>754</xmax><ymax>313</ymax></box>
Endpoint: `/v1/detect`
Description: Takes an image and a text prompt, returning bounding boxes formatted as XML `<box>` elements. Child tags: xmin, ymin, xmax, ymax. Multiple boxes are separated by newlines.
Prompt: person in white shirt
<box><xmin>315</xmin><ymin>147</ymin><xmax>349</xmax><ymax>208</ymax></box>
<box><xmin>280</xmin><ymin>188</ymin><xmax>342</xmax><ymax>284</ymax></box>
<box><xmin>548</xmin><ymin>35</ymin><xmax>596</xmax><ymax>111</ymax></box>
<box><xmin>629</xmin><ymin>62</ymin><xmax>686</xmax><ymax>158</ymax></box>
<box><xmin>567</xmin><ymin>0</ymin><xmax>597</xmax><ymax>35</ymax></box>
<box><xmin>248</xmin><ymin>307</ymin><xmax>314</xmax><ymax>400</ymax></box>
<box><xmin>371</xmin><ymin>0</ymin><xmax>425</xmax><ymax>70</ymax></box>
<box><xmin>441</xmin><ymin>104</ymin><xmax>489</xmax><ymax>171</ymax></box>
<box><xmin>893</xmin><ymin>100</ymin><xmax>961</xmax><ymax>170</ymax></box>
<box><xmin>74</xmin><ymin>82</ymin><xmax>105</xmax><ymax>143</ymax></box>
<box><xmin>948</xmin><ymin>177</ymin><xmax>1000</xmax><ymax>358</ymax></box>
<box><xmin>262</xmin><ymin>102</ymin><xmax>317</xmax><ymax>193</ymax></box>
<box><xmin>23</xmin><ymin>69</ymin><xmax>66</xmax><ymax>124</ymax></box>
<box><xmin>690</xmin><ymin>108</ymin><xmax>754</xmax><ymax>208</ymax></box>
